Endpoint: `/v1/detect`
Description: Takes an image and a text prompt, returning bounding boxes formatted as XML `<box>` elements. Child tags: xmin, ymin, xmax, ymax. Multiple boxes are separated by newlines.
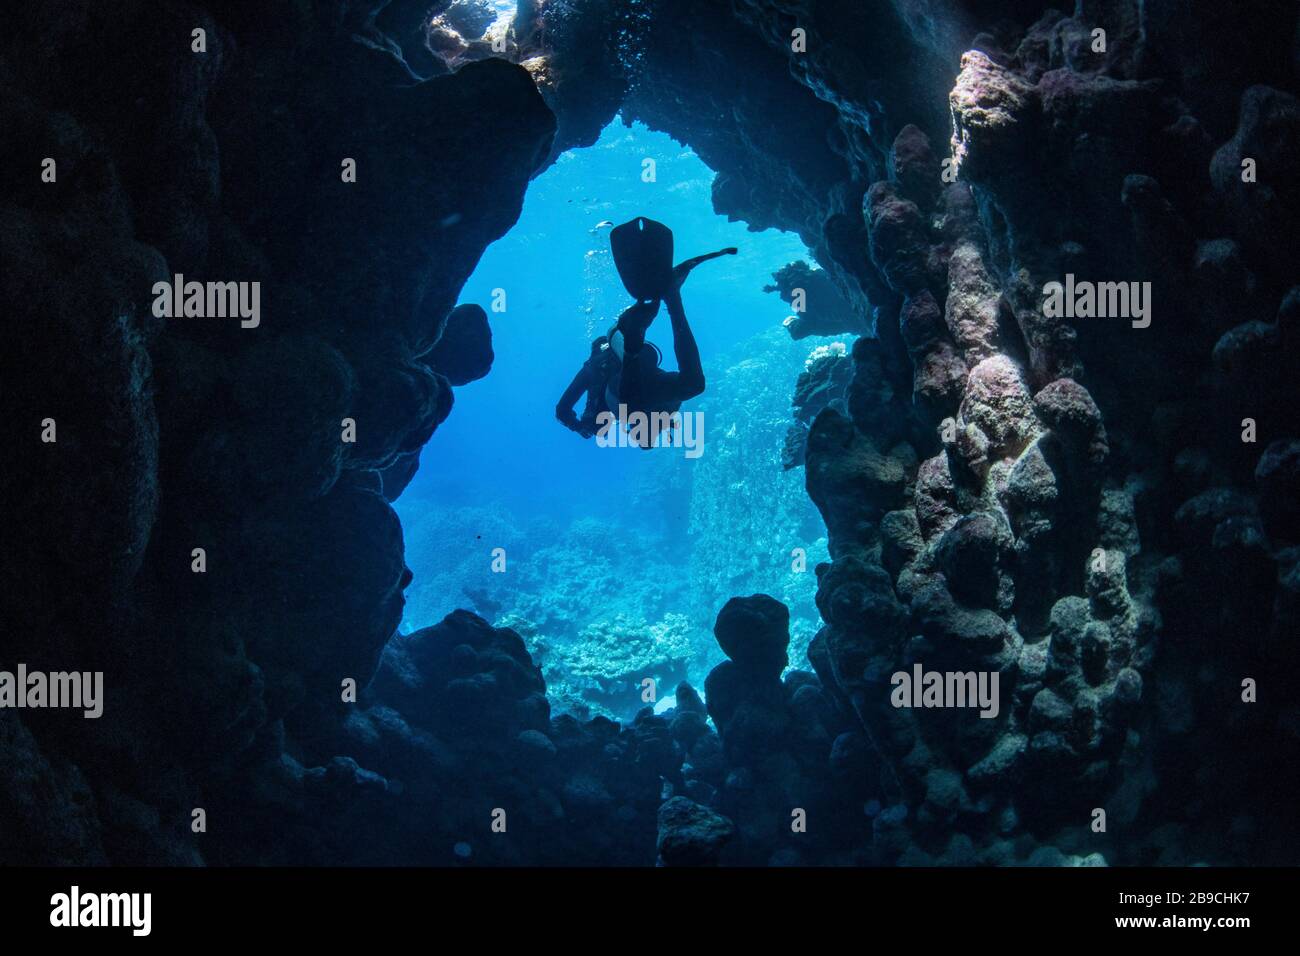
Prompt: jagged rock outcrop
<box><xmin>429</xmin><ymin>303</ymin><xmax>495</xmax><ymax>387</ymax></box>
<box><xmin>766</xmin><ymin>261</ymin><xmax>867</xmax><ymax>339</ymax></box>
<box><xmin>656</xmin><ymin>797</ymin><xmax>735</xmax><ymax>866</ymax></box>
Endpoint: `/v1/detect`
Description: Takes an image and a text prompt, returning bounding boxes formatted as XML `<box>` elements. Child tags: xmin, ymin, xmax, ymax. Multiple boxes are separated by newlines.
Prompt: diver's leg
<box><xmin>613</xmin><ymin>300</ymin><xmax>660</xmax><ymax>409</ymax></box>
<box><xmin>615</xmin><ymin>294</ymin><xmax>706</xmax><ymax>410</ymax></box>
<box><xmin>664</xmin><ymin>290</ymin><xmax>704</xmax><ymax>399</ymax></box>
<box><xmin>673</xmin><ymin>247</ymin><xmax>737</xmax><ymax>285</ymax></box>
<box><xmin>614</xmin><ymin>300</ymin><xmax>659</xmax><ymax>358</ymax></box>
<box><xmin>616</xmin><ymin>352</ymin><xmax>644</xmax><ymax>408</ymax></box>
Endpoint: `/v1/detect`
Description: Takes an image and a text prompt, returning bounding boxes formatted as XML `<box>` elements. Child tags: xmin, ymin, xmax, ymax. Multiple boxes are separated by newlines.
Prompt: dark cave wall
<box><xmin>3</xmin><ymin>0</ymin><xmax>1299</xmax><ymax>867</ymax></box>
<box><xmin>710</xmin><ymin>0</ymin><xmax>1300</xmax><ymax>861</ymax></box>
<box><xmin>3</xmin><ymin>0</ymin><xmax>556</xmax><ymax>864</ymax></box>
<box><xmin>621</xmin><ymin>0</ymin><xmax>952</xmax><ymax>320</ymax></box>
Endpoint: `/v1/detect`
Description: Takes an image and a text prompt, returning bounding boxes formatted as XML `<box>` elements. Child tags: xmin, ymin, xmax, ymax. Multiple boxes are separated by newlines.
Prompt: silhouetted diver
<box><xmin>556</xmin><ymin>217</ymin><xmax>736</xmax><ymax>444</ymax></box>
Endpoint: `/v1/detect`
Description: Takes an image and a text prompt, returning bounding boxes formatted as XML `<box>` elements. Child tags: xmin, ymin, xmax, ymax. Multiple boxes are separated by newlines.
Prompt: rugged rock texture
<box><xmin>657</xmin><ymin>796</ymin><xmax>735</xmax><ymax>866</ymax></box>
<box><xmin>429</xmin><ymin>303</ymin><xmax>495</xmax><ymax>387</ymax></box>
<box><xmin>778</xmin><ymin>0</ymin><xmax>1299</xmax><ymax>865</ymax></box>
<box><xmin>4</xmin><ymin>0</ymin><xmax>553</xmax><ymax>865</ymax></box>
<box><xmin>766</xmin><ymin>261</ymin><xmax>867</xmax><ymax>340</ymax></box>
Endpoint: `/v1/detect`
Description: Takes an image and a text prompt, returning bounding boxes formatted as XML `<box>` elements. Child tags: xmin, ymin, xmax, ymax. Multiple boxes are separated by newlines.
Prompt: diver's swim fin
<box><xmin>610</xmin><ymin>216</ymin><xmax>674</xmax><ymax>302</ymax></box>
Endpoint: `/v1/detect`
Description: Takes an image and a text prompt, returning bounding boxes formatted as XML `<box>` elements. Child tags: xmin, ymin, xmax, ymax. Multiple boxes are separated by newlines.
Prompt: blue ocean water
<box><xmin>396</xmin><ymin>117</ymin><xmax>841</xmax><ymax>716</ymax></box>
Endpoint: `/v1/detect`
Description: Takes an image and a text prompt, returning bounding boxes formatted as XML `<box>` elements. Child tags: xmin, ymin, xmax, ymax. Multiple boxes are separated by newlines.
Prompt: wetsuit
<box><xmin>556</xmin><ymin>247</ymin><xmax>730</xmax><ymax>443</ymax></box>
<box><xmin>614</xmin><ymin>286</ymin><xmax>704</xmax><ymax>417</ymax></box>
<box><xmin>555</xmin><ymin>338</ymin><xmax>619</xmax><ymax>437</ymax></box>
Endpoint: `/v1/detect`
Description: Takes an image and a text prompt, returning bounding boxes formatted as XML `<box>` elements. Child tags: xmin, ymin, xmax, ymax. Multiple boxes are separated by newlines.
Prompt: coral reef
<box><xmin>401</xmin><ymin>326</ymin><xmax>830</xmax><ymax>718</ymax></box>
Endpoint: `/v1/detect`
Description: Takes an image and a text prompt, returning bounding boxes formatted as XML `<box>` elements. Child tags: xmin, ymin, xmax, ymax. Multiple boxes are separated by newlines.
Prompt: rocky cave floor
<box><xmin>5</xmin><ymin>0</ymin><xmax>1300</xmax><ymax>866</ymax></box>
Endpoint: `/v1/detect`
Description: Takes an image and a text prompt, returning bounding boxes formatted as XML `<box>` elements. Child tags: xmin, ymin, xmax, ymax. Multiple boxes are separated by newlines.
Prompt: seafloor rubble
<box><xmin>4</xmin><ymin>1</ymin><xmax>1298</xmax><ymax>866</ymax></box>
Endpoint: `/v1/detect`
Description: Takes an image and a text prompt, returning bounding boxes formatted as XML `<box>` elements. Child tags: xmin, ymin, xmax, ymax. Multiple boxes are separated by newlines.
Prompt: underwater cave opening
<box><xmin>395</xmin><ymin>116</ymin><xmax>846</xmax><ymax>721</ymax></box>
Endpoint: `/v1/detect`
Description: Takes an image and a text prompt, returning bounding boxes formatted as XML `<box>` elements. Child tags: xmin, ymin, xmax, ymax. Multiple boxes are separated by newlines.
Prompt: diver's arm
<box><xmin>556</xmin><ymin>365</ymin><xmax>593</xmax><ymax>433</ymax></box>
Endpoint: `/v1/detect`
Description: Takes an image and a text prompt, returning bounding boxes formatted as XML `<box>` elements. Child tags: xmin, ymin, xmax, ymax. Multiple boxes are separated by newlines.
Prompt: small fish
<box><xmin>587</xmin><ymin>219</ymin><xmax>615</xmax><ymax>235</ymax></box>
